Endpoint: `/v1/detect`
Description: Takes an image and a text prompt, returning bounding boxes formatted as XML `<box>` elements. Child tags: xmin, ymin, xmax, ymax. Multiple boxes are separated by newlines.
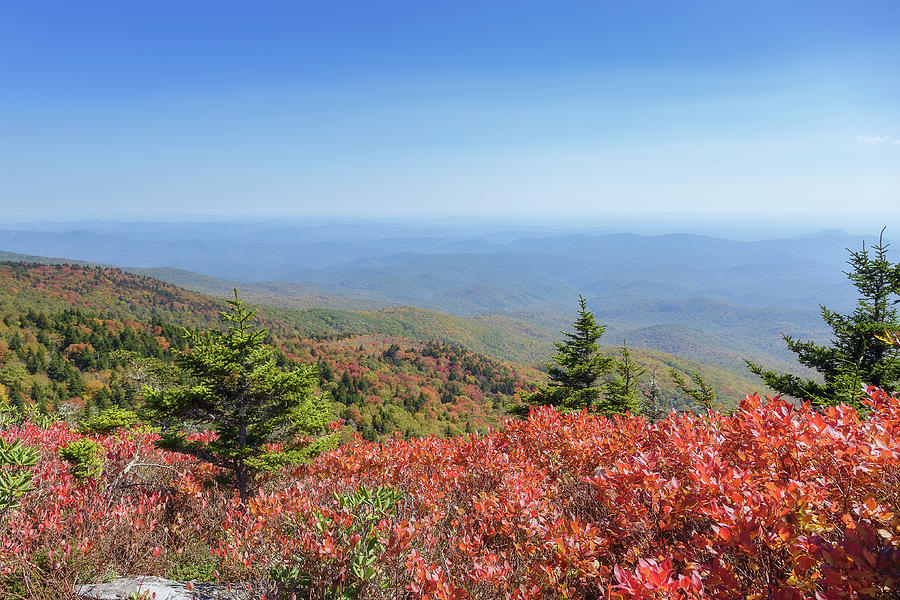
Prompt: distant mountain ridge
<box><xmin>4</xmin><ymin>222</ymin><xmax>869</xmax><ymax>388</ymax></box>
<box><xmin>1</xmin><ymin>230</ymin><xmax>835</xmax><ymax>380</ymax></box>
<box><xmin>0</xmin><ymin>225</ymin><xmax>875</xmax><ymax>306</ymax></box>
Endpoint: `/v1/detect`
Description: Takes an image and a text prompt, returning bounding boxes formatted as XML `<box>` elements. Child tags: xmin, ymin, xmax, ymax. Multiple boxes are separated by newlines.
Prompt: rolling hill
<box><xmin>1</xmin><ymin>230</ymin><xmax>834</xmax><ymax>383</ymax></box>
<box><xmin>0</xmin><ymin>262</ymin><xmax>775</xmax><ymax>416</ymax></box>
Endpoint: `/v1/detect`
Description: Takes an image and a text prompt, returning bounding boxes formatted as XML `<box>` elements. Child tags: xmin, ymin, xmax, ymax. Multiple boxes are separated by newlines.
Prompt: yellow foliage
<box><xmin>84</xmin><ymin>379</ymin><xmax>107</xmax><ymax>399</ymax></box>
<box><xmin>875</xmin><ymin>328</ymin><xmax>900</xmax><ymax>348</ymax></box>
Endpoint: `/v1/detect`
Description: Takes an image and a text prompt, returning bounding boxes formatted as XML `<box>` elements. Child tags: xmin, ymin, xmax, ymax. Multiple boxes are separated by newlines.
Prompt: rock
<box><xmin>74</xmin><ymin>576</ymin><xmax>251</xmax><ymax>600</ymax></box>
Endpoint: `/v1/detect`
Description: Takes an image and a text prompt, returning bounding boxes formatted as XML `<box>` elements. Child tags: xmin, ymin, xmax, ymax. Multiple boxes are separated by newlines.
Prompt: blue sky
<box><xmin>1</xmin><ymin>1</ymin><xmax>898</xmax><ymax>222</ymax></box>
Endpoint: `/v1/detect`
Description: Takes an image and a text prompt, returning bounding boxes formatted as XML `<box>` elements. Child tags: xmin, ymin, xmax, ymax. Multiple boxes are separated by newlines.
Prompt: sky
<box><xmin>1</xmin><ymin>0</ymin><xmax>899</xmax><ymax>223</ymax></box>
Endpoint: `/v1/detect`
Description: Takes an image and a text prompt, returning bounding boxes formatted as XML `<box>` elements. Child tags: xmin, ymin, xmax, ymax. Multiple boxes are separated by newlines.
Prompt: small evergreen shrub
<box><xmin>164</xmin><ymin>547</ymin><xmax>221</xmax><ymax>583</ymax></box>
<box><xmin>78</xmin><ymin>407</ymin><xmax>139</xmax><ymax>435</ymax></box>
<box><xmin>60</xmin><ymin>438</ymin><xmax>105</xmax><ymax>479</ymax></box>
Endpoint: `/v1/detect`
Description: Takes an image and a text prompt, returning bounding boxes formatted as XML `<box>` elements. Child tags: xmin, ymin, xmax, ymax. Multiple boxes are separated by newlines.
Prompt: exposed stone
<box><xmin>74</xmin><ymin>576</ymin><xmax>252</xmax><ymax>600</ymax></box>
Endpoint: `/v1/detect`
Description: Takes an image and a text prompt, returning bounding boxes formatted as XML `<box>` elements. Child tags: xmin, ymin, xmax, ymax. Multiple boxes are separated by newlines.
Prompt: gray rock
<box><xmin>74</xmin><ymin>576</ymin><xmax>252</xmax><ymax>600</ymax></box>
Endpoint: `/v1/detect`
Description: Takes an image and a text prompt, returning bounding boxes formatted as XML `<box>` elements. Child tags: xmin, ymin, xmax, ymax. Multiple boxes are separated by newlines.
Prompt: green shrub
<box><xmin>334</xmin><ymin>485</ymin><xmax>404</xmax><ymax>587</ymax></box>
<box><xmin>0</xmin><ymin>438</ymin><xmax>38</xmax><ymax>515</ymax></box>
<box><xmin>78</xmin><ymin>407</ymin><xmax>138</xmax><ymax>435</ymax></box>
<box><xmin>272</xmin><ymin>485</ymin><xmax>404</xmax><ymax>599</ymax></box>
<box><xmin>163</xmin><ymin>548</ymin><xmax>220</xmax><ymax>583</ymax></box>
<box><xmin>0</xmin><ymin>573</ymin><xmax>28</xmax><ymax>598</ymax></box>
<box><xmin>59</xmin><ymin>438</ymin><xmax>105</xmax><ymax>479</ymax></box>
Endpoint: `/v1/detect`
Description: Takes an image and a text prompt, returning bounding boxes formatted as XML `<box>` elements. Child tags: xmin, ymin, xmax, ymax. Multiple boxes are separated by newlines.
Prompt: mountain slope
<box><xmin>0</xmin><ymin>226</ymin><xmax>845</xmax><ymax>381</ymax></box>
<box><xmin>0</xmin><ymin>262</ymin><xmax>773</xmax><ymax>411</ymax></box>
<box><xmin>0</xmin><ymin>263</ymin><xmax>540</xmax><ymax>437</ymax></box>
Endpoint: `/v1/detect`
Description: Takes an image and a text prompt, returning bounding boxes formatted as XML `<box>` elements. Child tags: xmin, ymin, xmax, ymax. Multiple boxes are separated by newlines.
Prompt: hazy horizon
<box><xmin>2</xmin><ymin>214</ymin><xmax>899</xmax><ymax>244</ymax></box>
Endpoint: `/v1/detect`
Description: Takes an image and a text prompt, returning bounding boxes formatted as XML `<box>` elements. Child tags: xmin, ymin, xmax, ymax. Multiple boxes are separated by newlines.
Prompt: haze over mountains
<box><xmin>1</xmin><ymin>219</ymin><xmax>886</xmax><ymax>383</ymax></box>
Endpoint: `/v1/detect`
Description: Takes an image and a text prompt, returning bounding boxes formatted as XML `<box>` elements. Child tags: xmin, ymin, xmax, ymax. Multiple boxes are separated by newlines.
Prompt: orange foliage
<box><xmin>3</xmin><ymin>388</ymin><xmax>899</xmax><ymax>598</ymax></box>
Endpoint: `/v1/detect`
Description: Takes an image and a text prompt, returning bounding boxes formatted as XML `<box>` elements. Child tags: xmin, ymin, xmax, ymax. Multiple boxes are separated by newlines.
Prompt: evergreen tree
<box><xmin>111</xmin><ymin>349</ymin><xmax>179</xmax><ymax>393</ymax></box>
<box><xmin>524</xmin><ymin>296</ymin><xmax>614</xmax><ymax>412</ymax></box>
<box><xmin>145</xmin><ymin>291</ymin><xmax>333</xmax><ymax>501</ymax></box>
<box><xmin>747</xmin><ymin>231</ymin><xmax>900</xmax><ymax>408</ymax></box>
<box><xmin>66</xmin><ymin>370</ymin><xmax>85</xmax><ymax>398</ymax></box>
<box><xmin>670</xmin><ymin>368</ymin><xmax>717</xmax><ymax>412</ymax></box>
<box><xmin>602</xmin><ymin>343</ymin><xmax>644</xmax><ymax>416</ymax></box>
<box><xmin>24</xmin><ymin>346</ymin><xmax>47</xmax><ymax>375</ymax></box>
<box><xmin>6</xmin><ymin>333</ymin><xmax>22</xmax><ymax>354</ymax></box>
<box><xmin>640</xmin><ymin>377</ymin><xmax>669</xmax><ymax>423</ymax></box>
<box><xmin>47</xmin><ymin>352</ymin><xmax>68</xmax><ymax>382</ymax></box>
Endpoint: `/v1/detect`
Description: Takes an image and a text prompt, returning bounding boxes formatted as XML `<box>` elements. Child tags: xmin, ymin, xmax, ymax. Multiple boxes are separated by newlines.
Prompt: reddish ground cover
<box><xmin>2</xmin><ymin>389</ymin><xmax>898</xmax><ymax>599</ymax></box>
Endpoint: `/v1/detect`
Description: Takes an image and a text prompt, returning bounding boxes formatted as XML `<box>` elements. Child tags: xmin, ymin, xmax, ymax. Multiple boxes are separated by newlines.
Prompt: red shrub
<box><xmin>2</xmin><ymin>388</ymin><xmax>898</xmax><ymax>599</ymax></box>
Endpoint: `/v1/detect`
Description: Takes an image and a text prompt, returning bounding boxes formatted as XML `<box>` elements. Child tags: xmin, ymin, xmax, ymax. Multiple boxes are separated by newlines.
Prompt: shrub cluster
<box><xmin>77</xmin><ymin>407</ymin><xmax>139</xmax><ymax>435</ymax></box>
<box><xmin>59</xmin><ymin>439</ymin><xmax>105</xmax><ymax>480</ymax></box>
<box><xmin>1</xmin><ymin>388</ymin><xmax>898</xmax><ymax>599</ymax></box>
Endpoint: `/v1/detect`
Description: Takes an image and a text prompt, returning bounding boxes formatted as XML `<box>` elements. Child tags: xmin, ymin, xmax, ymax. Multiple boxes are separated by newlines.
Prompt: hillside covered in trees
<box><xmin>0</xmin><ymin>262</ymin><xmax>774</xmax><ymax>423</ymax></box>
<box><xmin>0</xmin><ymin>263</ymin><xmax>543</xmax><ymax>438</ymax></box>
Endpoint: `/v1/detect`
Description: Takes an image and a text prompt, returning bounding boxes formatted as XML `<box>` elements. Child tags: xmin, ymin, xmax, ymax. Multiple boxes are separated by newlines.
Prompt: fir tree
<box><xmin>640</xmin><ymin>377</ymin><xmax>669</xmax><ymax>422</ymax></box>
<box><xmin>669</xmin><ymin>368</ymin><xmax>717</xmax><ymax>412</ymax></box>
<box><xmin>747</xmin><ymin>230</ymin><xmax>900</xmax><ymax>408</ymax></box>
<box><xmin>525</xmin><ymin>296</ymin><xmax>614</xmax><ymax>412</ymax></box>
<box><xmin>145</xmin><ymin>291</ymin><xmax>333</xmax><ymax>501</ymax></box>
<box><xmin>602</xmin><ymin>343</ymin><xmax>644</xmax><ymax>416</ymax></box>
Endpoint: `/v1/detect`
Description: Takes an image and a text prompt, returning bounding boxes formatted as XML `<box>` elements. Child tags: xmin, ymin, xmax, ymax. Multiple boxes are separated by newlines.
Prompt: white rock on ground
<box><xmin>74</xmin><ymin>576</ymin><xmax>251</xmax><ymax>600</ymax></box>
